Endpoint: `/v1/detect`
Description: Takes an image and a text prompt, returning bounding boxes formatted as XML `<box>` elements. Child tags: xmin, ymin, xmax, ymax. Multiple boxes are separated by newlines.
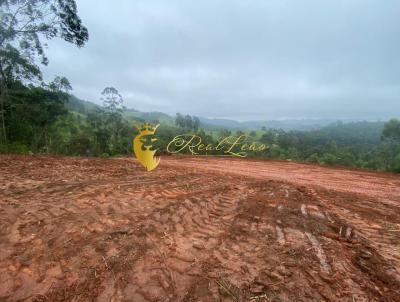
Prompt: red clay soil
<box><xmin>0</xmin><ymin>155</ymin><xmax>399</xmax><ymax>302</ymax></box>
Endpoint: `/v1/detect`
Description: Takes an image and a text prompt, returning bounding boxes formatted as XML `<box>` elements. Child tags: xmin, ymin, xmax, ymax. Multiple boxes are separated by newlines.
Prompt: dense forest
<box><xmin>1</xmin><ymin>0</ymin><xmax>399</xmax><ymax>173</ymax></box>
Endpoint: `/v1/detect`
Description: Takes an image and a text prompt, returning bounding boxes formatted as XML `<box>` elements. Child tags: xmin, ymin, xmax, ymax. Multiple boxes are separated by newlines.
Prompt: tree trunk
<box><xmin>0</xmin><ymin>88</ymin><xmax>7</xmax><ymax>145</ymax></box>
<box><xmin>44</xmin><ymin>125</ymin><xmax>48</xmax><ymax>153</ymax></box>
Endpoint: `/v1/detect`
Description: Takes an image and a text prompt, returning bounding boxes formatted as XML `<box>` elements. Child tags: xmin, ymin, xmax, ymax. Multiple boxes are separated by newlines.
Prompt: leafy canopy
<box><xmin>0</xmin><ymin>0</ymin><xmax>89</xmax><ymax>82</ymax></box>
<box><xmin>382</xmin><ymin>119</ymin><xmax>400</xmax><ymax>142</ymax></box>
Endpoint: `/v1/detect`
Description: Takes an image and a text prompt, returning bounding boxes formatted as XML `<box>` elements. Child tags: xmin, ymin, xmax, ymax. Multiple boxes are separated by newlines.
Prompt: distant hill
<box><xmin>66</xmin><ymin>95</ymin><xmax>386</xmax><ymax>131</ymax></box>
<box><xmin>124</xmin><ymin>110</ymin><xmax>174</xmax><ymax>124</ymax></box>
<box><xmin>199</xmin><ymin>117</ymin><xmax>365</xmax><ymax>131</ymax></box>
<box><xmin>306</xmin><ymin>121</ymin><xmax>385</xmax><ymax>145</ymax></box>
<box><xmin>66</xmin><ymin>95</ymin><xmax>100</xmax><ymax>113</ymax></box>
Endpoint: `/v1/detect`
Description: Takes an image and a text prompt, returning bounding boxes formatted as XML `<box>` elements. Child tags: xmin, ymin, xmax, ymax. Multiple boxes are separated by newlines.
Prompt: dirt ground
<box><xmin>0</xmin><ymin>155</ymin><xmax>400</xmax><ymax>302</ymax></box>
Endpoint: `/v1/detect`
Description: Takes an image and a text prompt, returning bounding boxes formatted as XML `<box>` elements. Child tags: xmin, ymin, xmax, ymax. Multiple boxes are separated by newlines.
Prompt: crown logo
<box><xmin>133</xmin><ymin>122</ymin><xmax>160</xmax><ymax>171</ymax></box>
<box><xmin>139</xmin><ymin>122</ymin><xmax>158</xmax><ymax>134</ymax></box>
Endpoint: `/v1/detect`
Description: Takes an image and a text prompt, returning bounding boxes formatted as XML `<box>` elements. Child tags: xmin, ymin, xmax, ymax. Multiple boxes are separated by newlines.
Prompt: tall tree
<box><xmin>184</xmin><ymin>114</ymin><xmax>192</xmax><ymax>130</ymax></box>
<box><xmin>0</xmin><ymin>0</ymin><xmax>89</xmax><ymax>144</ymax></box>
<box><xmin>100</xmin><ymin>87</ymin><xmax>125</xmax><ymax>154</ymax></box>
<box><xmin>101</xmin><ymin>87</ymin><xmax>124</xmax><ymax>113</ymax></box>
<box><xmin>192</xmin><ymin>116</ymin><xmax>200</xmax><ymax>131</ymax></box>
<box><xmin>48</xmin><ymin>76</ymin><xmax>72</xmax><ymax>94</ymax></box>
<box><xmin>175</xmin><ymin>113</ymin><xmax>185</xmax><ymax>128</ymax></box>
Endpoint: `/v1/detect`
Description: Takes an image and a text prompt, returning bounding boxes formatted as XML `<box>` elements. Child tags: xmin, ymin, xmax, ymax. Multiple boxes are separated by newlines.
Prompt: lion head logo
<box><xmin>133</xmin><ymin>122</ymin><xmax>160</xmax><ymax>171</ymax></box>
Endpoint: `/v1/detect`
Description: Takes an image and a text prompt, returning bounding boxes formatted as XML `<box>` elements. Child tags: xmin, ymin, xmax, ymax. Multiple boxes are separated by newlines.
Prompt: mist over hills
<box><xmin>198</xmin><ymin>117</ymin><xmax>359</xmax><ymax>131</ymax></box>
<box><xmin>67</xmin><ymin>95</ymin><xmax>386</xmax><ymax>131</ymax></box>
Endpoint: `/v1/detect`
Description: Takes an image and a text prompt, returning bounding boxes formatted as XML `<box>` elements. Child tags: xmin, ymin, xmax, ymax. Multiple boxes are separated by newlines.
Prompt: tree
<box><xmin>260</xmin><ymin>130</ymin><xmax>276</xmax><ymax>145</ymax></box>
<box><xmin>381</xmin><ymin>118</ymin><xmax>400</xmax><ymax>171</ymax></box>
<box><xmin>100</xmin><ymin>87</ymin><xmax>126</xmax><ymax>154</ymax></box>
<box><xmin>0</xmin><ymin>0</ymin><xmax>88</xmax><ymax>144</ymax></box>
<box><xmin>5</xmin><ymin>83</ymin><xmax>68</xmax><ymax>151</ymax></box>
<box><xmin>218</xmin><ymin>128</ymin><xmax>231</xmax><ymax>138</ymax></box>
<box><xmin>382</xmin><ymin>119</ymin><xmax>400</xmax><ymax>142</ymax></box>
<box><xmin>48</xmin><ymin>76</ymin><xmax>72</xmax><ymax>94</ymax></box>
<box><xmin>87</xmin><ymin>107</ymin><xmax>110</xmax><ymax>155</ymax></box>
<box><xmin>184</xmin><ymin>114</ymin><xmax>192</xmax><ymax>130</ymax></box>
<box><xmin>101</xmin><ymin>87</ymin><xmax>124</xmax><ymax>113</ymax></box>
<box><xmin>192</xmin><ymin>116</ymin><xmax>200</xmax><ymax>131</ymax></box>
<box><xmin>175</xmin><ymin>113</ymin><xmax>185</xmax><ymax>128</ymax></box>
<box><xmin>0</xmin><ymin>0</ymin><xmax>88</xmax><ymax>64</ymax></box>
<box><xmin>0</xmin><ymin>45</ymin><xmax>41</xmax><ymax>143</ymax></box>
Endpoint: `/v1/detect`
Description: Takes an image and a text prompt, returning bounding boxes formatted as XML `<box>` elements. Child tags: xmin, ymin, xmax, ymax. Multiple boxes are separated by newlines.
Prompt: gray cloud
<box><xmin>42</xmin><ymin>0</ymin><xmax>400</xmax><ymax>120</ymax></box>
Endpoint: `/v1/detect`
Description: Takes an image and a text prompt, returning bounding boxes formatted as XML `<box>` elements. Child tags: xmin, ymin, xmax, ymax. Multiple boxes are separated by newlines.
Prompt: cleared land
<box><xmin>0</xmin><ymin>155</ymin><xmax>400</xmax><ymax>301</ymax></box>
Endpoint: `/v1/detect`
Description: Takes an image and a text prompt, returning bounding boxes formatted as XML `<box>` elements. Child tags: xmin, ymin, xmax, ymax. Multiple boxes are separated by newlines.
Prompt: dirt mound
<box><xmin>0</xmin><ymin>155</ymin><xmax>399</xmax><ymax>301</ymax></box>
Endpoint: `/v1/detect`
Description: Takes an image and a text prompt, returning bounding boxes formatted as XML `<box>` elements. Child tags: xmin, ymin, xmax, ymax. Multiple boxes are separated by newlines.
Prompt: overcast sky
<box><xmin>42</xmin><ymin>0</ymin><xmax>400</xmax><ymax>120</ymax></box>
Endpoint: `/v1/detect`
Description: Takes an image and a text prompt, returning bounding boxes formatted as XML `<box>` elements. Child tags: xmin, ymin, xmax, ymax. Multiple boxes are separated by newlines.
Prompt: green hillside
<box><xmin>1</xmin><ymin>88</ymin><xmax>399</xmax><ymax>172</ymax></box>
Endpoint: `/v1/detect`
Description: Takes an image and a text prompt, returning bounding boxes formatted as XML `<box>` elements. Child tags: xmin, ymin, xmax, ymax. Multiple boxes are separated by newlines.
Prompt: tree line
<box><xmin>1</xmin><ymin>0</ymin><xmax>399</xmax><ymax>172</ymax></box>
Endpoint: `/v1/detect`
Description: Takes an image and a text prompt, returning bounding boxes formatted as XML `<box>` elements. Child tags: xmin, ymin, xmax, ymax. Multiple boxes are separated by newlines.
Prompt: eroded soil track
<box><xmin>0</xmin><ymin>155</ymin><xmax>400</xmax><ymax>301</ymax></box>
